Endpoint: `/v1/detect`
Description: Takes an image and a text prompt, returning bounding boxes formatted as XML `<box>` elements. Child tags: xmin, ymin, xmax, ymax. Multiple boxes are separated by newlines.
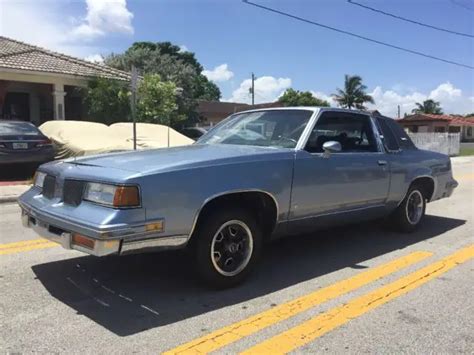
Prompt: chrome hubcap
<box><xmin>211</xmin><ymin>220</ymin><xmax>253</xmax><ymax>277</ymax></box>
<box><xmin>406</xmin><ymin>190</ymin><xmax>424</xmax><ymax>225</ymax></box>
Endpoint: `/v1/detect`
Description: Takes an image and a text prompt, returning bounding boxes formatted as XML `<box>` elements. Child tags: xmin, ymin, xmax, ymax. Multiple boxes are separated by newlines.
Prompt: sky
<box><xmin>1</xmin><ymin>0</ymin><xmax>473</xmax><ymax>117</ymax></box>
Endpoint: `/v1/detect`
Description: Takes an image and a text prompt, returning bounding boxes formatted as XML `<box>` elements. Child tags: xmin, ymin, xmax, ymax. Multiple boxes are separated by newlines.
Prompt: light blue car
<box><xmin>19</xmin><ymin>108</ymin><xmax>458</xmax><ymax>287</ymax></box>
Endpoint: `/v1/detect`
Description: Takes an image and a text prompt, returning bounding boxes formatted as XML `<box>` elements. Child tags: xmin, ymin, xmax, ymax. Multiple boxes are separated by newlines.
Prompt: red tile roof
<box><xmin>399</xmin><ymin>113</ymin><xmax>474</xmax><ymax>126</ymax></box>
<box><xmin>0</xmin><ymin>36</ymin><xmax>130</xmax><ymax>81</ymax></box>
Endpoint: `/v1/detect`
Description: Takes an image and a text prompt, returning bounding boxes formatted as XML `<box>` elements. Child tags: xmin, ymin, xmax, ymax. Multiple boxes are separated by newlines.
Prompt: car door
<box><xmin>290</xmin><ymin>111</ymin><xmax>390</xmax><ymax>225</ymax></box>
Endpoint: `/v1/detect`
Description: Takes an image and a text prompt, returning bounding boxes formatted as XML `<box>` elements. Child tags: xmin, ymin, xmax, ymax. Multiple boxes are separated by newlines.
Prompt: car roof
<box><xmin>234</xmin><ymin>106</ymin><xmax>373</xmax><ymax>116</ymax></box>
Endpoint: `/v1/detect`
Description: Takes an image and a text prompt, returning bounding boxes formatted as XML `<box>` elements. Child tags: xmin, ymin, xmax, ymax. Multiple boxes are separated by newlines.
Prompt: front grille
<box><xmin>63</xmin><ymin>180</ymin><xmax>85</xmax><ymax>206</ymax></box>
<box><xmin>42</xmin><ymin>175</ymin><xmax>56</xmax><ymax>199</ymax></box>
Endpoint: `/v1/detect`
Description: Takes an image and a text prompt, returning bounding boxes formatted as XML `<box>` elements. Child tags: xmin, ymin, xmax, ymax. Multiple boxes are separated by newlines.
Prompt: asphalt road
<box><xmin>1</xmin><ymin>158</ymin><xmax>473</xmax><ymax>354</ymax></box>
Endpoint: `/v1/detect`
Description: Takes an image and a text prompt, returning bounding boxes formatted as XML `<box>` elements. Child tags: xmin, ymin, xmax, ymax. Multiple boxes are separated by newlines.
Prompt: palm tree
<box><xmin>411</xmin><ymin>99</ymin><xmax>443</xmax><ymax>114</ymax></box>
<box><xmin>332</xmin><ymin>74</ymin><xmax>374</xmax><ymax>110</ymax></box>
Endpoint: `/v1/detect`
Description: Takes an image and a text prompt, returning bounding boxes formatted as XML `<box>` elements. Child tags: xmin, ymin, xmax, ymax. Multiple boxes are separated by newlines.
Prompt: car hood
<box><xmin>63</xmin><ymin>144</ymin><xmax>291</xmax><ymax>174</ymax></box>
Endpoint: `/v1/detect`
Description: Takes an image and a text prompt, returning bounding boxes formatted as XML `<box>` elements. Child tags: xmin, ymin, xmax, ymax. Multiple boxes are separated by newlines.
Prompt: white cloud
<box><xmin>312</xmin><ymin>82</ymin><xmax>473</xmax><ymax>117</ymax></box>
<box><xmin>0</xmin><ymin>0</ymin><xmax>72</xmax><ymax>53</ymax></box>
<box><xmin>203</xmin><ymin>64</ymin><xmax>234</xmax><ymax>82</ymax></box>
<box><xmin>227</xmin><ymin>76</ymin><xmax>292</xmax><ymax>104</ymax></box>
<box><xmin>179</xmin><ymin>45</ymin><xmax>189</xmax><ymax>53</ymax></box>
<box><xmin>365</xmin><ymin>87</ymin><xmax>426</xmax><ymax>117</ymax></box>
<box><xmin>365</xmin><ymin>82</ymin><xmax>474</xmax><ymax>117</ymax></box>
<box><xmin>0</xmin><ymin>0</ymin><xmax>133</xmax><ymax>59</ymax></box>
<box><xmin>71</xmin><ymin>0</ymin><xmax>134</xmax><ymax>40</ymax></box>
<box><xmin>310</xmin><ymin>91</ymin><xmax>338</xmax><ymax>107</ymax></box>
<box><xmin>84</xmin><ymin>54</ymin><xmax>105</xmax><ymax>63</ymax></box>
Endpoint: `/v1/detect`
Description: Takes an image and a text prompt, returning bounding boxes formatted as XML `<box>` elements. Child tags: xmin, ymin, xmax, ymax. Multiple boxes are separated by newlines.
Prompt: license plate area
<box><xmin>12</xmin><ymin>142</ymin><xmax>28</xmax><ymax>149</ymax></box>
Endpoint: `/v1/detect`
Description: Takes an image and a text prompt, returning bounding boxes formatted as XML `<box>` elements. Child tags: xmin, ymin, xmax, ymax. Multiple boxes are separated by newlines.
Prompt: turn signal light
<box><xmin>113</xmin><ymin>186</ymin><xmax>140</xmax><ymax>207</ymax></box>
<box><xmin>72</xmin><ymin>233</ymin><xmax>95</xmax><ymax>250</ymax></box>
<box><xmin>145</xmin><ymin>220</ymin><xmax>164</xmax><ymax>232</ymax></box>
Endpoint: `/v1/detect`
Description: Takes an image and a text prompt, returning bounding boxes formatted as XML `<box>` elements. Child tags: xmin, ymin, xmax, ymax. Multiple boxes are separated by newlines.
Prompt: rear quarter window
<box><xmin>375</xmin><ymin>117</ymin><xmax>399</xmax><ymax>151</ymax></box>
<box><xmin>386</xmin><ymin>119</ymin><xmax>417</xmax><ymax>150</ymax></box>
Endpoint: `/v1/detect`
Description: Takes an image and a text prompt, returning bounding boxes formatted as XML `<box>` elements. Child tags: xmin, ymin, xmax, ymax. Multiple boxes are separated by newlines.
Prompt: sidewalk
<box><xmin>0</xmin><ymin>184</ymin><xmax>30</xmax><ymax>204</ymax></box>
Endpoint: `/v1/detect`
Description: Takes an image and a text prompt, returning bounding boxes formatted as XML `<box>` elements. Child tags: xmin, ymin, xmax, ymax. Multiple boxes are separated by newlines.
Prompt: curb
<box><xmin>0</xmin><ymin>196</ymin><xmax>19</xmax><ymax>204</ymax></box>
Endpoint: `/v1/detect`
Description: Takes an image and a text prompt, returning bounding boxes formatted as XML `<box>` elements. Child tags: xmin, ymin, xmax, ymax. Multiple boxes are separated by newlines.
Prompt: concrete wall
<box><xmin>408</xmin><ymin>132</ymin><xmax>460</xmax><ymax>156</ymax></box>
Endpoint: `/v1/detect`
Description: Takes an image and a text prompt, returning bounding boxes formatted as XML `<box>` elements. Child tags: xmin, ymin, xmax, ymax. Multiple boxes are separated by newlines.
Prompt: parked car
<box><xmin>180</xmin><ymin>126</ymin><xmax>208</xmax><ymax>139</ymax></box>
<box><xmin>19</xmin><ymin>108</ymin><xmax>458</xmax><ymax>287</ymax></box>
<box><xmin>0</xmin><ymin>121</ymin><xmax>55</xmax><ymax>167</ymax></box>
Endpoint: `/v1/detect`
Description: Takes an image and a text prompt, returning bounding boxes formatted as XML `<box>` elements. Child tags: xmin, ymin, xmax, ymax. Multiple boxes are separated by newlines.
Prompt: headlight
<box><xmin>83</xmin><ymin>182</ymin><xmax>140</xmax><ymax>208</ymax></box>
<box><xmin>34</xmin><ymin>171</ymin><xmax>46</xmax><ymax>188</ymax></box>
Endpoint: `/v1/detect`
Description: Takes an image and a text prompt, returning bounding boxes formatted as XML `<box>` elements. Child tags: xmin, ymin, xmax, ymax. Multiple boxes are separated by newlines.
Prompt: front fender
<box><xmin>138</xmin><ymin>157</ymin><xmax>294</xmax><ymax>238</ymax></box>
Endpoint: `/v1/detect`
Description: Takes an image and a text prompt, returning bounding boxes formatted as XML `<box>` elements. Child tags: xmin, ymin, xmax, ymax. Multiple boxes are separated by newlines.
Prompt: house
<box><xmin>197</xmin><ymin>100</ymin><xmax>284</xmax><ymax>126</ymax></box>
<box><xmin>0</xmin><ymin>36</ymin><xmax>130</xmax><ymax>125</ymax></box>
<box><xmin>398</xmin><ymin>113</ymin><xmax>474</xmax><ymax>142</ymax></box>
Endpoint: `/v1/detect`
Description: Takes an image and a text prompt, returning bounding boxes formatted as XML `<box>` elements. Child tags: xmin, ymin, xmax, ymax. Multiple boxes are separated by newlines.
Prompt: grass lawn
<box><xmin>459</xmin><ymin>147</ymin><xmax>474</xmax><ymax>156</ymax></box>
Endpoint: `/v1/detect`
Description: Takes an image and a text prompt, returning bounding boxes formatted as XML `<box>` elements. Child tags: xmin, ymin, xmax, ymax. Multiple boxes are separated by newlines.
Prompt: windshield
<box><xmin>197</xmin><ymin>110</ymin><xmax>313</xmax><ymax>148</ymax></box>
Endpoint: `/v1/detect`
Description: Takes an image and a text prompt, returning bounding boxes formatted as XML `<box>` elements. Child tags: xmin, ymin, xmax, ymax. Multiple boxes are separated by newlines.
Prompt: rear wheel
<box><xmin>390</xmin><ymin>185</ymin><xmax>426</xmax><ymax>233</ymax></box>
<box><xmin>193</xmin><ymin>207</ymin><xmax>262</xmax><ymax>288</ymax></box>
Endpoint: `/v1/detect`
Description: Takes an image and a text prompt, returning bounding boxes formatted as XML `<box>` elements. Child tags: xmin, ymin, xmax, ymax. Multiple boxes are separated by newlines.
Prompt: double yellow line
<box><xmin>0</xmin><ymin>238</ymin><xmax>58</xmax><ymax>255</ymax></box>
<box><xmin>165</xmin><ymin>244</ymin><xmax>474</xmax><ymax>354</ymax></box>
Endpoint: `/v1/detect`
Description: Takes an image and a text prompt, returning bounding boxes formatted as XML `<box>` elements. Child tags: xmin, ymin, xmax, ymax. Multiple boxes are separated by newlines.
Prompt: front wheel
<box><xmin>193</xmin><ymin>207</ymin><xmax>262</xmax><ymax>288</ymax></box>
<box><xmin>390</xmin><ymin>186</ymin><xmax>426</xmax><ymax>233</ymax></box>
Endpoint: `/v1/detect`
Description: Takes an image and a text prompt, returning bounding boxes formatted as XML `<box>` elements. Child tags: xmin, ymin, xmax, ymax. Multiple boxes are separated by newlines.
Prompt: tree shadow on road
<box><xmin>31</xmin><ymin>214</ymin><xmax>466</xmax><ymax>336</ymax></box>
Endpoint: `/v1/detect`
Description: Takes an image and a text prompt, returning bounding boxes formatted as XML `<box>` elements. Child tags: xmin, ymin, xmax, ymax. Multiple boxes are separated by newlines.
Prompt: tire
<box><xmin>390</xmin><ymin>185</ymin><xmax>427</xmax><ymax>233</ymax></box>
<box><xmin>193</xmin><ymin>207</ymin><xmax>262</xmax><ymax>288</ymax></box>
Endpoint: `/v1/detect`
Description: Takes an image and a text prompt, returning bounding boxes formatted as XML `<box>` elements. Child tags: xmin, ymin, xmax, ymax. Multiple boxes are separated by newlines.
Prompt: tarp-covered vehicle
<box><xmin>39</xmin><ymin>121</ymin><xmax>194</xmax><ymax>159</ymax></box>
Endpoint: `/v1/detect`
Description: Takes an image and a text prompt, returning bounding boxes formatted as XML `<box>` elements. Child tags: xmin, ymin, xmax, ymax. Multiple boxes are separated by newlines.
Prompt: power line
<box><xmin>242</xmin><ymin>0</ymin><xmax>474</xmax><ymax>70</ymax></box>
<box><xmin>450</xmin><ymin>0</ymin><xmax>474</xmax><ymax>12</ymax></box>
<box><xmin>348</xmin><ymin>0</ymin><xmax>474</xmax><ymax>38</ymax></box>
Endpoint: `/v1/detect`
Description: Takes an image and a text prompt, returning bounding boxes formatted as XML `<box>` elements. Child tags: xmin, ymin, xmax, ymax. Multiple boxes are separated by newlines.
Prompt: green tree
<box><xmin>82</xmin><ymin>77</ymin><xmax>130</xmax><ymax>125</ymax></box>
<box><xmin>105</xmin><ymin>41</ymin><xmax>221</xmax><ymax>126</ymax></box>
<box><xmin>332</xmin><ymin>74</ymin><xmax>374</xmax><ymax>110</ymax></box>
<box><xmin>82</xmin><ymin>75</ymin><xmax>182</xmax><ymax>127</ymax></box>
<box><xmin>136</xmin><ymin>74</ymin><xmax>183</xmax><ymax>125</ymax></box>
<box><xmin>278</xmin><ymin>88</ymin><xmax>330</xmax><ymax>107</ymax></box>
<box><xmin>411</xmin><ymin>99</ymin><xmax>443</xmax><ymax>114</ymax></box>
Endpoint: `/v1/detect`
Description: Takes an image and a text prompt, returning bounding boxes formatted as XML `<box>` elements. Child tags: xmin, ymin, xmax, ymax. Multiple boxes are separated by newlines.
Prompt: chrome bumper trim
<box><xmin>21</xmin><ymin>212</ymin><xmax>120</xmax><ymax>256</ymax></box>
<box><xmin>120</xmin><ymin>235</ymin><xmax>189</xmax><ymax>255</ymax></box>
<box><xmin>18</xmin><ymin>199</ymin><xmax>166</xmax><ymax>241</ymax></box>
<box><xmin>21</xmin><ymin>210</ymin><xmax>189</xmax><ymax>257</ymax></box>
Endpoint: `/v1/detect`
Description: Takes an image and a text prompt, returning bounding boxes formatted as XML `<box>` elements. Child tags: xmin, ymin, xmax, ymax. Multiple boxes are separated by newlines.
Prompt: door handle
<box><xmin>378</xmin><ymin>160</ymin><xmax>388</xmax><ymax>166</ymax></box>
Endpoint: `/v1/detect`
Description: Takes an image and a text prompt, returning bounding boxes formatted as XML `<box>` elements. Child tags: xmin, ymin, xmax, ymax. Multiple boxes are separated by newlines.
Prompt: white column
<box><xmin>52</xmin><ymin>83</ymin><xmax>66</xmax><ymax>120</ymax></box>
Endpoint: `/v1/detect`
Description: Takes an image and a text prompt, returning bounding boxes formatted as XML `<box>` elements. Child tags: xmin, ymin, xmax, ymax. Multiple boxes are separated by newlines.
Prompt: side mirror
<box><xmin>322</xmin><ymin>141</ymin><xmax>342</xmax><ymax>157</ymax></box>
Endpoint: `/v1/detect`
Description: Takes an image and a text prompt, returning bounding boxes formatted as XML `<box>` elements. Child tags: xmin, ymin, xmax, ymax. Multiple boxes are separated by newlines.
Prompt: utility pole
<box><xmin>397</xmin><ymin>105</ymin><xmax>401</xmax><ymax>119</ymax></box>
<box><xmin>130</xmin><ymin>66</ymin><xmax>139</xmax><ymax>150</ymax></box>
<box><xmin>249</xmin><ymin>72</ymin><xmax>255</xmax><ymax>105</ymax></box>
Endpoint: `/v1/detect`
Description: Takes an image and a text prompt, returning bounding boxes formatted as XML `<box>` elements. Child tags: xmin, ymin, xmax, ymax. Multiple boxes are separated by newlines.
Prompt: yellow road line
<box><xmin>0</xmin><ymin>238</ymin><xmax>58</xmax><ymax>255</ymax></box>
<box><xmin>242</xmin><ymin>244</ymin><xmax>474</xmax><ymax>355</ymax></box>
<box><xmin>164</xmin><ymin>251</ymin><xmax>432</xmax><ymax>355</ymax></box>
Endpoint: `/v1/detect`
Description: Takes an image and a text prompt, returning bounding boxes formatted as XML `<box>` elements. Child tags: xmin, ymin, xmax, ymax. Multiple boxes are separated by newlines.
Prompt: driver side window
<box><xmin>305</xmin><ymin>112</ymin><xmax>378</xmax><ymax>153</ymax></box>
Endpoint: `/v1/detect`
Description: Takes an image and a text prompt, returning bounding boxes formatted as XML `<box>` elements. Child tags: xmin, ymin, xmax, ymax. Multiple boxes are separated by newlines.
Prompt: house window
<box><xmin>468</xmin><ymin>127</ymin><xmax>473</xmax><ymax>137</ymax></box>
<box><xmin>435</xmin><ymin>127</ymin><xmax>446</xmax><ymax>133</ymax></box>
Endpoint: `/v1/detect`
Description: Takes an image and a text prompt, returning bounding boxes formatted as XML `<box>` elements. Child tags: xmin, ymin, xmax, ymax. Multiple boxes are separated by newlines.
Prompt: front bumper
<box><xmin>20</xmin><ymin>201</ymin><xmax>189</xmax><ymax>257</ymax></box>
<box><xmin>432</xmin><ymin>178</ymin><xmax>458</xmax><ymax>201</ymax></box>
<box><xmin>446</xmin><ymin>179</ymin><xmax>458</xmax><ymax>197</ymax></box>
